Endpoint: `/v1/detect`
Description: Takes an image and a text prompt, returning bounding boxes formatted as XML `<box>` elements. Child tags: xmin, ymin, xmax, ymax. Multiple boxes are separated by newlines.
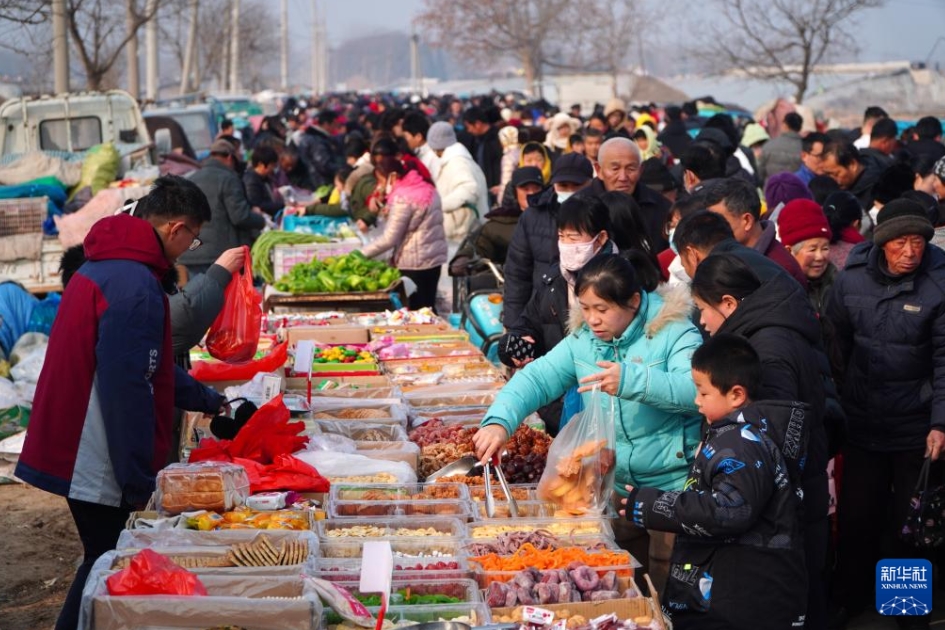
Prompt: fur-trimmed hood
<box><xmin>567</xmin><ymin>282</ymin><xmax>693</xmax><ymax>339</ymax></box>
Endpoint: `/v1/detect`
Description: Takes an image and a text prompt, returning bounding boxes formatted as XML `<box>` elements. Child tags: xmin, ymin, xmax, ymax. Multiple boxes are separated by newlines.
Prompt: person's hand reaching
<box><xmin>214</xmin><ymin>247</ymin><xmax>245</xmax><ymax>274</ymax></box>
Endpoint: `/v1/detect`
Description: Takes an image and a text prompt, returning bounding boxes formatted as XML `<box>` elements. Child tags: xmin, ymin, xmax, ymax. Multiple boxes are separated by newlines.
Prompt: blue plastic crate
<box><xmin>281</xmin><ymin>214</ymin><xmax>350</xmax><ymax>235</ymax></box>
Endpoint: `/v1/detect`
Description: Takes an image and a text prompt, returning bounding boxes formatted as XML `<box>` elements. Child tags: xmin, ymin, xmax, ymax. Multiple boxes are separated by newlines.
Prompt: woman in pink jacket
<box><xmin>359</xmin><ymin>140</ymin><xmax>448</xmax><ymax>310</ymax></box>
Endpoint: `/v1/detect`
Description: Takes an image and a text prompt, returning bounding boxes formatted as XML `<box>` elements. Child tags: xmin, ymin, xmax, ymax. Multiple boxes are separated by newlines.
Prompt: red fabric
<box><xmin>839</xmin><ymin>226</ymin><xmax>866</xmax><ymax>245</ymax></box>
<box><xmin>762</xmin><ymin>237</ymin><xmax>810</xmax><ymax>289</ymax></box>
<box><xmin>401</xmin><ymin>154</ymin><xmax>433</xmax><ymax>186</ymax></box>
<box><xmin>777</xmin><ymin>199</ymin><xmax>832</xmax><ymax>247</ymax></box>
<box><xmin>188</xmin><ymin>395</ymin><xmax>328</xmax><ymax>493</ymax></box>
<box><xmin>657</xmin><ymin>248</ymin><xmax>674</xmax><ymax>282</ymax></box>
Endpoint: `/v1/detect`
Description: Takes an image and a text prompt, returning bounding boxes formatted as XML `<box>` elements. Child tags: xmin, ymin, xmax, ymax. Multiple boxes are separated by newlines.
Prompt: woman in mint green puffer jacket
<box><xmin>475</xmin><ymin>255</ymin><xmax>703</xmax><ymax>496</ymax></box>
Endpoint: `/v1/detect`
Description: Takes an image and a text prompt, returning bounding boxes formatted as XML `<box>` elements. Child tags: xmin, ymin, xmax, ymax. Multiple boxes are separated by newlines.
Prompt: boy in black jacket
<box><xmin>621</xmin><ymin>334</ymin><xmax>808</xmax><ymax>630</ymax></box>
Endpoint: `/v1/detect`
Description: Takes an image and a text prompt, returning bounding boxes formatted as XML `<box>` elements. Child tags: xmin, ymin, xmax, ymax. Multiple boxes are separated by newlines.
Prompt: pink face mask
<box><xmin>558</xmin><ymin>237</ymin><xmax>601</xmax><ymax>272</ymax></box>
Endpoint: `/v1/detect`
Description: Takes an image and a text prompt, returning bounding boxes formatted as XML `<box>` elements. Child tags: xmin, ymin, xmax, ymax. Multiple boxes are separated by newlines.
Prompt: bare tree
<box><xmin>415</xmin><ymin>0</ymin><xmax>578</xmax><ymax>95</ymax></box>
<box><xmin>158</xmin><ymin>0</ymin><xmax>276</xmax><ymax>93</ymax></box>
<box><xmin>692</xmin><ymin>0</ymin><xmax>884</xmax><ymax>103</ymax></box>
<box><xmin>65</xmin><ymin>0</ymin><xmax>160</xmax><ymax>90</ymax></box>
<box><xmin>0</xmin><ymin>1</ymin><xmax>47</xmax><ymax>24</ymax></box>
<box><xmin>579</xmin><ymin>0</ymin><xmax>649</xmax><ymax>96</ymax></box>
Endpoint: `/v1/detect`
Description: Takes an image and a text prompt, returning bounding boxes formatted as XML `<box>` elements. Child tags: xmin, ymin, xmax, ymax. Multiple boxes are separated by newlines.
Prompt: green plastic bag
<box><xmin>68</xmin><ymin>142</ymin><xmax>120</xmax><ymax>201</ymax></box>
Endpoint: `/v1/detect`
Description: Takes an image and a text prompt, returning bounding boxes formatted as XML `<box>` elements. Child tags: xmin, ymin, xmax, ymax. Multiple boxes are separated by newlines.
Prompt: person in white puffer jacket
<box><xmin>427</xmin><ymin>121</ymin><xmax>488</xmax><ymax>244</ymax></box>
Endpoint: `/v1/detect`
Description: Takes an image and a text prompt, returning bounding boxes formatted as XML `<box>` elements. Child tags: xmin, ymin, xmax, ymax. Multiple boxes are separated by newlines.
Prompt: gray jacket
<box><xmin>180</xmin><ymin>158</ymin><xmax>265</xmax><ymax>268</ymax></box>
<box><xmin>170</xmin><ymin>264</ymin><xmax>231</xmax><ymax>356</ymax></box>
<box><xmin>759</xmin><ymin>131</ymin><xmax>803</xmax><ymax>182</ymax></box>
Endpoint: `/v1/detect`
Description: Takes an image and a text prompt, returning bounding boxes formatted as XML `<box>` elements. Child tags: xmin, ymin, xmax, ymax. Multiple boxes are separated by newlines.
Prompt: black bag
<box><xmin>901</xmin><ymin>457</ymin><xmax>945</xmax><ymax>549</ymax></box>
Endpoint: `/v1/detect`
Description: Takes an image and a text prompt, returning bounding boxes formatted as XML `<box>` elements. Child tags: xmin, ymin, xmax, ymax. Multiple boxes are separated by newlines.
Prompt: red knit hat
<box><xmin>777</xmin><ymin>199</ymin><xmax>833</xmax><ymax>247</ymax></box>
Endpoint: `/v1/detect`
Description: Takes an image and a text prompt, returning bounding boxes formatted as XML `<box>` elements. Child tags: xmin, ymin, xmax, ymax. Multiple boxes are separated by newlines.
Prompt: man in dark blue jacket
<box><xmin>825</xmin><ymin>198</ymin><xmax>945</xmax><ymax>629</ymax></box>
<box><xmin>16</xmin><ymin>176</ymin><xmax>225</xmax><ymax>630</ymax></box>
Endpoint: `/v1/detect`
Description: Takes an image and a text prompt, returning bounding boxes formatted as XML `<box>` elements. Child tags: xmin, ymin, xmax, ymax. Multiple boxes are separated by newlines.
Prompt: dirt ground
<box><xmin>0</xmin><ymin>484</ymin><xmax>81</xmax><ymax>630</ymax></box>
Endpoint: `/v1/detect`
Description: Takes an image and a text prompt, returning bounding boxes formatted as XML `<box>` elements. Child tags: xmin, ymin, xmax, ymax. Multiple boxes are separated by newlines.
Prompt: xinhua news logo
<box><xmin>876</xmin><ymin>559</ymin><xmax>933</xmax><ymax>616</ymax></box>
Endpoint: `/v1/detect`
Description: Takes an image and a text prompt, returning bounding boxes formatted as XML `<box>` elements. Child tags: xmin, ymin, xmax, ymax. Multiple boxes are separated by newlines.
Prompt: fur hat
<box><xmin>873</xmin><ymin>198</ymin><xmax>934</xmax><ymax>246</ymax></box>
<box><xmin>604</xmin><ymin>98</ymin><xmax>626</xmax><ymax>118</ymax></box>
<box><xmin>777</xmin><ymin>199</ymin><xmax>832</xmax><ymax>247</ymax></box>
<box><xmin>427</xmin><ymin>121</ymin><xmax>456</xmax><ymax>151</ymax></box>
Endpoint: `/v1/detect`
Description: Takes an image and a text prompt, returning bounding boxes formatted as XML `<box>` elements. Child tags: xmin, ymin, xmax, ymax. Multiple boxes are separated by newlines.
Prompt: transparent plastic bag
<box><xmin>307</xmin><ymin>433</ymin><xmax>357</xmax><ymax>454</ymax></box>
<box><xmin>292</xmin><ymin>450</ymin><xmax>417</xmax><ymax>484</ymax></box>
<box><xmin>206</xmin><ymin>246</ymin><xmax>262</xmax><ymax>364</ymax></box>
<box><xmin>536</xmin><ymin>385</ymin><xmax>616</xmax><ymax>515</ymax></box>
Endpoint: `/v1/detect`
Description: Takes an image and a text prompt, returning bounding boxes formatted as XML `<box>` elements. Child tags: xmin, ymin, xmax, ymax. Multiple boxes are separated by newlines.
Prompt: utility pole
<box><xmin>52</xmin><ymin>0</ymin><xmax>69</xmax><ymax>93</ymax></box>
<box><xmin>180</xmin><ymin>0</ymin><xmax>199</xmax><ymax>95</ymax></box>
<box><xmin>229</xmin><ymin>0</ymin><xmax>240</xmax><ymax>93</ymax></box>
<box><xmin>280</xmin><ymin>0</ymin><xmax>289</xmax><ymax>90</ymax></box>
<box><xmin>145</xmin><ymin>0</ymin><xmax>159</xmax><ymax>100</ymax></box>
<box><xmin>318</xmin><ymin>12</ymin><xmax>328</xmax><ymax>93</ymax></box>
<box><xmin>126</xmin><ymin>0</ymin><xmax>140</xmax><ymax>99</ymax></box>
<box><xmin>410</xmin><ymin>30</ymin><xmax>421</xmax><ymax>94</ymax></box>
<box><xmin>311</xmin><ymin>0</ymin><xmax>318</xmax><ymax>94</ymax></box>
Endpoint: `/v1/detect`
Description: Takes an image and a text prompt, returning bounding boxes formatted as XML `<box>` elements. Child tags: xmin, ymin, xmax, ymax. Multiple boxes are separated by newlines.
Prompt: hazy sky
<box><xmin>289</xmin><ymin>0</ymin><xmax>945</xmax><ymax>69</ymax></box>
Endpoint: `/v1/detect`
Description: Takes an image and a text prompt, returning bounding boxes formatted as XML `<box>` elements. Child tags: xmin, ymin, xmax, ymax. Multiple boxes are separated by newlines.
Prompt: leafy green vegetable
<box><xmin>273</xmin><ymin>252</ymin><xmax>401</xmax><ymax>295</ymax></box>
<box><xmin>250</xmin><ymin>230</ymin><xmax>332</xmax><ymax>284</ymax></box>
<box><xmin>356</xmin><ymin>591</ymin><xmax>462</xmax><ymax>607</ymax></box>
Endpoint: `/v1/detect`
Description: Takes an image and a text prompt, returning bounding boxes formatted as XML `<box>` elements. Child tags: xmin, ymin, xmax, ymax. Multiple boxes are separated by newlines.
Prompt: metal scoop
<box><xmin>425</xmin><ymin>455</ymin><xmax>481</xmax><ymax>482</ymax></box>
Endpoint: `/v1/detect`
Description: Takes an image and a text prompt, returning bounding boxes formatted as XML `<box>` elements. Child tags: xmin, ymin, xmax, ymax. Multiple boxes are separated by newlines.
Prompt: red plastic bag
<box><xmin>190</xmin><ymin>341</ymin><xmax>288</xmax><ymax>382</ymax></box>
<box><xmin>106</xmin><ymin>549</ymin><xmax>208</xmax><ymax>596</ymax></box>
<box><xmin>189</xmin><ymin>395</ymin><xmax>306</xmax><ymax>465</ymax></box>
<box><xmin>256</xmin><ymin>453</ymin><xmax>330</xmax><ymax>493</ymax></box>
<box><xmin>205</xmin><ymin>246</ymin><xmax>262</xmax><ymax>363</ymax></box>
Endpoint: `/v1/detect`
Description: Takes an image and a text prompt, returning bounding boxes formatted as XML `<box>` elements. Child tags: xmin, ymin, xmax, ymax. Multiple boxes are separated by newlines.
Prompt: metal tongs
<box><xmin>426</xmin><ymin>452</ymin><xmax>519</xmax><ymax>518</ymax></box>
<box><xmin>483</xmin><ymin>451</ymin><xmax>519</xmax><ymax>518</ymax></box>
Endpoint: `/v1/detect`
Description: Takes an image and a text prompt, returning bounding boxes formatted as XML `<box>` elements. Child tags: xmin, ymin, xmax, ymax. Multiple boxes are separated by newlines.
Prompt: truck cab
<box><xmin>0</xmin><ymin>89</ymin><xmax>153</xmax><ymax>171</ymax></box>
<box><xmin>144</xmin><ymin>95</ymin><xmax>226</xmax><ymax>160</ymax></box>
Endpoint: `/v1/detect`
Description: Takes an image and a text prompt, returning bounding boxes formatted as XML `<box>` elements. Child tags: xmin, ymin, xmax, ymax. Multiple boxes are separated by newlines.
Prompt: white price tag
<box><xmin>294</xmin><ymin>340</ymin><xmax>316</xmax><ymax>375</ymax></box>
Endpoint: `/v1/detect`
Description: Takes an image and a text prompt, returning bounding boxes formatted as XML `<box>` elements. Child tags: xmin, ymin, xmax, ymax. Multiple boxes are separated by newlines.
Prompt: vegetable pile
<box><xmin>251</xmin><ymin>231</ymin><xmax>331</xmax><ymax>284</ymax></box>
<box><xmin>274</xmin><ymin>251</ymin><xmax>401</xmax><ymax>294</ymax></box>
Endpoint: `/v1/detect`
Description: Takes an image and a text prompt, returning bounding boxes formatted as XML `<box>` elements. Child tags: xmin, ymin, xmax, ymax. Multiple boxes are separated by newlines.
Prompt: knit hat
<box><xmin>550</xmin><ymin>153</ymin><xmax>593</xmax><ymax>185</ymax></box>
<box><xmin>777</xmin><ymin>199</ymin><xmax>832</xmax><ymax>247</ymax></box>
<box><xmin>741</xmin><ymin>123</ymin><xmax>770</xmax><ymax>148</ymax></box>
<box><xmin>764</xmin><ymin>172</ymin><xmax>813</xmax><ymax>210</ymax></box>
<box><xmin>604</xmin><ymin>98</ymin><xmax>626</xmax><ymax>118</ymax></box>
<box><xmin>873</xmin><ymin>198</ymin><xmax>934</xmax><ymax>246</ymax></box>
<box><xmin>427</xmin><ymin>121</ymin><xmax>456</xmax><ymax>151</ymax></box>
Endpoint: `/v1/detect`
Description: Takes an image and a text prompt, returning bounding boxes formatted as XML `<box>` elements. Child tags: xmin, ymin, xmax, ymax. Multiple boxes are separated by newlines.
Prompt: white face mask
<box><xmin>559</xmin><ymin>237</ymin><xmax>601</xmax><ymax>272</ymax></box>
<box><xmin>557</xmin><ymin>191</ymin><xmax>575</xmax><ymax>204</ymax></box>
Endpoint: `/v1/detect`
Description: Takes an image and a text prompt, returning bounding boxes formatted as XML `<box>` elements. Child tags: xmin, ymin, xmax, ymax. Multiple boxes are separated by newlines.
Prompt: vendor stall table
<box><xmin>264</xmin><ymin>279</ymin><xmax>407</xmax><ymax>313</ymax></box>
